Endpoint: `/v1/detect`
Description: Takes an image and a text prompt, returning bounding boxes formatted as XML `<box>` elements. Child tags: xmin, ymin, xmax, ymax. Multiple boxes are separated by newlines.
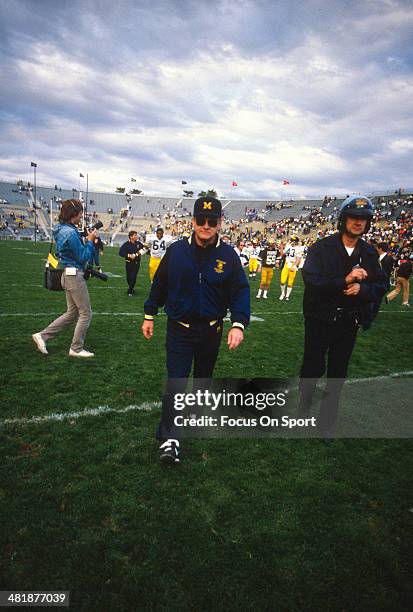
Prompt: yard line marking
<box><xmin>0</xmin><ymin>401</ymin><xmax>161</xmax><ymax>427</ymax></box>
<box><xmin>8</xmin><ymin>284</ymin><xmax>123</xmax><ymax>289</ymax></box>
<box><xmin>286</xmin><ymin>370</ymin><xmax>413</xmax><ymax>394</ymax></box>
<box><xmin>0</xmin><ymin>310</ymin><xmax>411</xmax><ymax>317</ymax></box>
<box><xmin>252</xmin><ymin>310</ymin><xmax>412</xmax><ymax>315</ymax></box>
<box><xmin>1</xmin><ymin>372</ymin><xmax>411</xmax><ymax>429</ymax></box>
<box><xmin>346</xmin><ymin>371</ymin><xmax>413</xmax><ymax>384</ymax></box>
<box><xmin>0</xmin><ymin>312</ymin><xmax>143</xmax><ymax>316</ymax></box>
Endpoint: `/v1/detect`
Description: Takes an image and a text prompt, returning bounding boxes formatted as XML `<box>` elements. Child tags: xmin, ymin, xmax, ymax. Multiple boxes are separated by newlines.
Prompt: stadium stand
<box><xmin>0</xmin><ymin>180</ymin><xmax>411</xmax><ymax>248</ymax></box>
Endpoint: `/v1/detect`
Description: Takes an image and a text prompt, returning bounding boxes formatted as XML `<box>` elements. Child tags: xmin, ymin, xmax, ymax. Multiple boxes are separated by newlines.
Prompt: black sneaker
<box><xmin>159</xmin><ymin>439</ymin><xmax>180</xmax><ymax>465</ymax></box>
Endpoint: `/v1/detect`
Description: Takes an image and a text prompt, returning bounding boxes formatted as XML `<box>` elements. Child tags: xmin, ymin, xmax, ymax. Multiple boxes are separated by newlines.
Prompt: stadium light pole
<box><xmin>49</xmin><ymin>198</ymin><xmax>53</xmax><ymax>235</ymax></box>
<box><xmin>79</xmin><ymin>172</ymin><xmax>89</xmax><ymax>226</ymax></box>
<box><xmin>86</xmin><ymin>173</ymin><xmax>89</xmax><ymax>221</ymax></box>
<box><xmin>31</xmin><ymin>161</ymin><xmax>37</xmax><ymax>243</ymax></box>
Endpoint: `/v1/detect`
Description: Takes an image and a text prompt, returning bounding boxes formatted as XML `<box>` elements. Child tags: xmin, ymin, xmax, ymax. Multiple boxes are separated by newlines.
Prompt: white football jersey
<box><xmin>247</xmin><ymin>246</ymin><xmax>260</xmax><ymax>259</ymax></box>
<box><xmin>284</xmin><ymin>244</ymin><xmax>305</xmax><ymax>267</ymax></box>
<box><xmin>147</xmin><ymin>234</ymin><xmax>174</xmax><ymax>259</ymax></box>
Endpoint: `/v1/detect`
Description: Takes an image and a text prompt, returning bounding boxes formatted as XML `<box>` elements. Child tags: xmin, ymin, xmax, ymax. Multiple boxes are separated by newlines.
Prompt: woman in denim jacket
<box><xmin>32</xmin><ymin>199</ymin><xmax>98</xmax><ymax>358</ymax></box>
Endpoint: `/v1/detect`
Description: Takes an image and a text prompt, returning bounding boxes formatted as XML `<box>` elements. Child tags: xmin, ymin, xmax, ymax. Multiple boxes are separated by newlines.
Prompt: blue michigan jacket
<box><xmin>144</xmin><ymin>234</ymin><xmax>250</xmax><ymax>328</ymax></box>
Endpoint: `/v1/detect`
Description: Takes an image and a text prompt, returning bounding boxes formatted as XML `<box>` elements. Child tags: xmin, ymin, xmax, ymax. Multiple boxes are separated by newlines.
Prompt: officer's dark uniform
<box><xmin>119</xmin><ymin>237</ymin><xmax>144</xmax><ymax>295</ymax></box>
<box><xmin>299</xmin><ymin>224</ymin><xmax>387</xmax><ymax>435</ymax></box>
<box><xmin>144</xmin><ymin>230</ymin><xmax>250</xmax><ymax>440</ymax></box>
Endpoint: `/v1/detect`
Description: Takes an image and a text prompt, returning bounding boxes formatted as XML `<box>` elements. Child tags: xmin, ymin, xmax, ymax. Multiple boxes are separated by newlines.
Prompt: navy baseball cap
<box><xmin>193</xmin><ymin>196</ymin><xmax>222</xmax><ymax>218</ymax></box>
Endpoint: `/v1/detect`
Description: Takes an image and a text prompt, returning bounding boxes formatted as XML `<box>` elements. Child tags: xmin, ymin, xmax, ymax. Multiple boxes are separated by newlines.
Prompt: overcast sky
<box><xmin>0</xmin><ymin>0</ymin><xmax>412</xmax><ymax>199</ymax></box>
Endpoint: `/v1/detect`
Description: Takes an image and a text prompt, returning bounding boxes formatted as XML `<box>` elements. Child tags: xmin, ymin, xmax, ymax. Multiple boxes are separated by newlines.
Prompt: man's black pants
<box><xmin>157</xmin><ymin>318</ymin><xmax>223</xmax><ymax>440</ymax></box>
<box><xmin>299</xmin><ymin>316</ymin><xmax>358</xmax><ymax>435</ymax></box>
<box><xmin>125</xmin><ymin>261</ymin><xmax>139</xmax><ymax>294</ymax></box>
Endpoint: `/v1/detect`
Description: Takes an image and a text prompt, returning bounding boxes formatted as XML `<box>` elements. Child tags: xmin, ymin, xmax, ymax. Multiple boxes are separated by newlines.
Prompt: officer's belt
<box><xmin>177</xmin><ymin>319</ymin><xmax>218</xmax><ymax>329</ymax></box>
<box><xmin>333</xmin><ymin>308</ymin><xmax>359</xmax><ymax>324</ymax></box>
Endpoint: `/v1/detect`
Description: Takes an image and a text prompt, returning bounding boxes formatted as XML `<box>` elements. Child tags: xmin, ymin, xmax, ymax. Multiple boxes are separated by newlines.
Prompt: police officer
<box><xmin>118</xmin><ymin>230</ymin><xmax>145</xmax><ymax>296</ymax></box>
<box><xmin>298</xmin><ymin>196</ymin><xmax>387</xmax><ymax>438</ymax></box>
<box><xmin>142</xmin><ymin>196</ymin><xmax>250</xmax><ymax>464</ymax></box>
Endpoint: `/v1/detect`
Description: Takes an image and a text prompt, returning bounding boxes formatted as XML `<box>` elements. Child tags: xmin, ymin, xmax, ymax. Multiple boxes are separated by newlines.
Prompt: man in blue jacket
<box><xmin>298</xmin><ymin>196</ymin><xmax>387</xmax><ymax>438</ymax></box>
<box><xmin>142</xmin><ymin>196</ymin><xmax>250</xmax><ymax>464</ymax></box>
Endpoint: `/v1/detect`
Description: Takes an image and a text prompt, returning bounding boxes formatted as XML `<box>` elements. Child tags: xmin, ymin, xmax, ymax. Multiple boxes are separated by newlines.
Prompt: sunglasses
<box><xmin>195</xmin><ymin>216</ymin><xmax>218</xmax><ymax>227</ymax></box>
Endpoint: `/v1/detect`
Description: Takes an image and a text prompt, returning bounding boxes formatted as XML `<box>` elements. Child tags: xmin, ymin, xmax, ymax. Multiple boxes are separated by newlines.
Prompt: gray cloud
<box><xmin>0</xmin><ymin>0</ymin><xmax>412</xmax><ymax>197</ymax></box>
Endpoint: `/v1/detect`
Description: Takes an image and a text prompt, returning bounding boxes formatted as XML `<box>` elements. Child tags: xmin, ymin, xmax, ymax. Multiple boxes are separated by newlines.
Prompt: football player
<box><xmin>257</xmin><ymin>239</ymin><xmax>278</xmax><ymax>298</ymax></box>
<box><xmin>279</xmin><ymin>236</ymin><xmax>305</xmax><ymax>301</ymax></box>
<box><xmin>146</xmin><ymin>227</ymin><xmax>174</xmax><ymax>282</ymax></box>
<box><xmin>246</xmin><ymin>240</ymin><xmax>261</xmax><ymax>278</ymax></box>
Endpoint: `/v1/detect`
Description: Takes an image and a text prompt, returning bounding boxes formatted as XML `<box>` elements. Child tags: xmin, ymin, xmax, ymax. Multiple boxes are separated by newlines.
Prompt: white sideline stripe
<box><xmin>1</xmin><ymin>401</ymin><xmax>161</xmax><ymax>427</ymax></box>
<box><xmin>0</xmin><ymin>312</ymin><xmax>143</xmax><ymax>316</ymax></box>
<box><xmin>287</xmin><ymin>371</ymin><xmax>413</xmax><ymax>394</ymax></box>
<box><xmin>0</xmin><ymin>310</ymin><xmax>410</xmax><ymax>318</ymax></box>
<box><xmin>346</xmin><ymin>371</ymin><xmax>413</xmax><ymax>384</ymax></box>
<box><xmin>252</xmin><ymin>310</ymin><xmax>411</xmax><ymax>315</ymax></box>
<box><xmin>1</xmin><ymin>372</ymin><xmax>411</xmax><ymax>429</ymax></box>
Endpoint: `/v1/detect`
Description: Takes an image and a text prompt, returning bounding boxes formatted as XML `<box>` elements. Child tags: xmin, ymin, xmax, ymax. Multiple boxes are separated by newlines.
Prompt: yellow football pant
<box><xmin>280</xmin><ymin>264</ymin><xmax>297</xmax><ymax>287</ymax></box>
<box><xmin>249</xmin><ymin>257</ymin><xmax>259</xmax><ymax>273</ymax></box>
<box><xmin>260</xmin><ymin>267</ymin><xmax>274</xmax><ymax>286</ymax></box>
<box><xmin>149</xmin><ymin>257</ymin><xmax>161</xmax><ymax>282</ymax></box>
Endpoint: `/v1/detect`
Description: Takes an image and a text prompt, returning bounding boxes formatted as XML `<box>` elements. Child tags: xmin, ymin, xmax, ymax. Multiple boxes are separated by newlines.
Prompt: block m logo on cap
<box><xmin>203</xmin><ymin>201</ymin><xmax>212</xmax><ymax>210</ymax></box>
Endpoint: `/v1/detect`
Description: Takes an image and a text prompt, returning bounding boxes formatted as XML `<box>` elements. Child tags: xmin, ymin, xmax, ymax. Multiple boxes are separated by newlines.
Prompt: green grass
<box><xmin>0</xmin><ymin>240</ymin><xmax>412</xmax><ymax>611</ymax></box>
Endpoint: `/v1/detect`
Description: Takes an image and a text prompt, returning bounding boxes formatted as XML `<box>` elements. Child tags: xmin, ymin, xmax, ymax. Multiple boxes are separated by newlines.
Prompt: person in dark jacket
<box><xmin>118</xmin><ymin>231</ymin><xmax>145</xmax><ymax>295</ymax></box>
<box><xmin>370</xmin><ymin>242</ymin><xmax>393</xmax><ymax>318</ymax></box>
<box><xmin>92</xmin><ymin>235</ymin><xmax>104</xmax><ymax>271</ymax></box>
<box><xmin>142</xmin><ymin>196</ymin><xmax>250</xmax><ymax>464</ymax></box>
<box><xmin>298</xmin><ymin>195</ymin><xmax>387</xmax><ymax>438</ymax></box>
<box><xmin>386</xmin><ymin>258</ymin><xmax>412</xmax><ymax>306</ymax></box>
<box><xmin>375</xmin><ymin>242</ymin><xmax>394</xmax><ymax>280</ymax></box>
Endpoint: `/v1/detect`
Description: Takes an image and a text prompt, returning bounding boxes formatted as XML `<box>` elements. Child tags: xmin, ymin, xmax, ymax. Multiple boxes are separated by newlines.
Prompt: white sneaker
<box><xmin>279</xmin><ymin>295</ymin><xmax>284</xmax><ymax>301</ymax></box>
<box><xmin>402</xmin><ymin>303</ymin><xmax>410</xmax><ymax>307</ymax></box>
<box><xmin>256</xmin><ymin>293</ymin><xmax>261</xmax><ymax>299</ymax></box>
<box><xmin>69</xmin><ymin>349</ymin><xmax>94</xmax><ymax>358</ymax></box>
<box><xmin>159</xmin><ymin>439</ymin><xmax>180</xmax><ymax>464</ymax></box>
<box><xmin>32</xmin><ymin>333</ymin><xmax>48</xmax><ymax>355</ymax></box>
<box><xmin>285</xmin><ymin>297</ymin><xmax>289</xmax><ymax>301</ymax></box>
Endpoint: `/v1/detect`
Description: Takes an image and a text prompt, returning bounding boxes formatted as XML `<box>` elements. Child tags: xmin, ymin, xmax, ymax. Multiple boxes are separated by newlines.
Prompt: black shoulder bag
<box><xmin>44</xmin><ymin>242</ymin><xmax>64</xmax><ymax>291</ymax></box>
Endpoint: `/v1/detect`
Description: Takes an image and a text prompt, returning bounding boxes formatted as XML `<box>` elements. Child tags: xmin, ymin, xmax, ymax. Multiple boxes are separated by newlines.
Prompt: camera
<box><xmin>82</xmin><ymin>220</ymin><xmax>107</xmax><ymax>281</ymax></box>
<box><xmin>84</xmin><ymin>265</ymin><xmax>108</xmax><ymax>282</ymax></box>
<box><xmin>82</xmin><ymin>220</ymin><xmax>104</xmax><ymax>239</ymax></box>
<box><xmin>90</xmin><ymin>220</ymin><xmax>103</xmax><ymax>231</ymax></box>
<box><xmin>84</xmin><ymin>220</ymin><xmax>103</xmax><ymax>234</ymax></box>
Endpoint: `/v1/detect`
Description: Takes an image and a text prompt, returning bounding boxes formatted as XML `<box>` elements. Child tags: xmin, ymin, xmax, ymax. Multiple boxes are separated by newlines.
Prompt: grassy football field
<box><xmin>0</xmin><ymin>240</ymin><xmax>412</xmax><ymax>611</ymax></box>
